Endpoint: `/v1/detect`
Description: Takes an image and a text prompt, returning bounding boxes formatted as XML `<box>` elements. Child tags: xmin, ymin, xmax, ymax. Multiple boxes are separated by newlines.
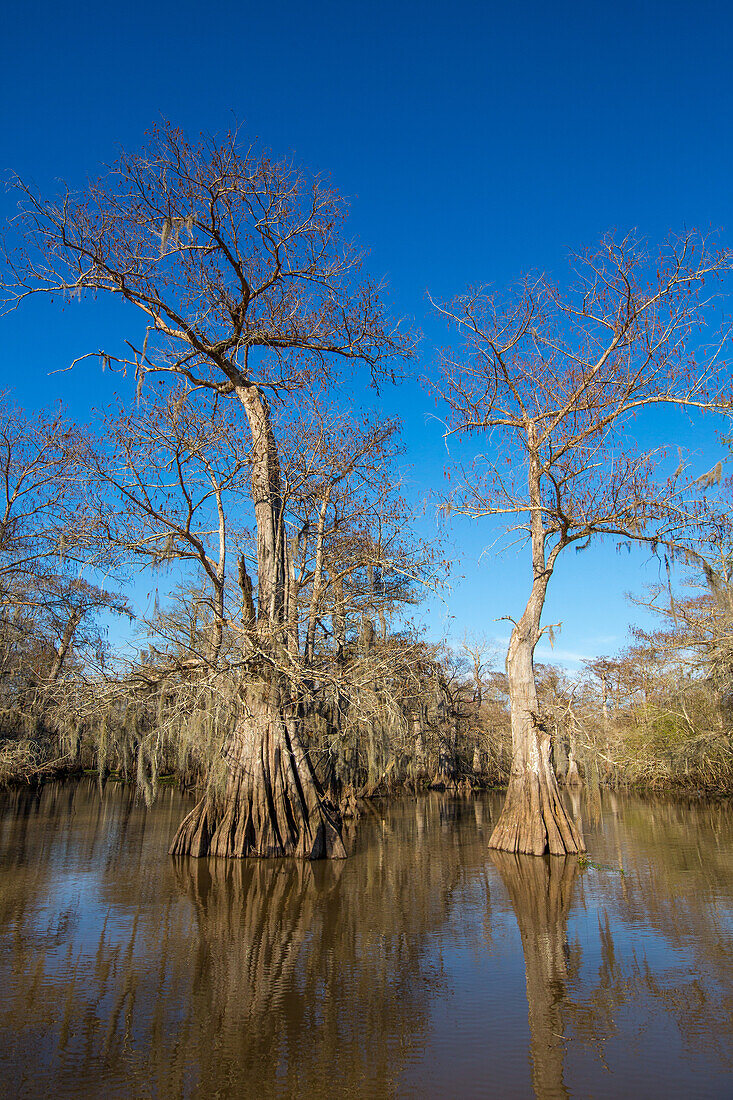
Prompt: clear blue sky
<box><xmin>1</xmin><ymin>0</ymin><xmax>732</xmax><ymax>669</ymax></box>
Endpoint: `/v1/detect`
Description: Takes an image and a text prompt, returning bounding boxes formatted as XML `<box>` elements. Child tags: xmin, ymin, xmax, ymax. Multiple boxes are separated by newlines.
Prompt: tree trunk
<box><xmin>170</xmin><ymin>677</ymin><xmax>346</xmax><ymax>858</ymax></box>
<box><xmin>332</xmin><ymin>571</ymin><xmax>346</xmax><ymax>663</ymax></box>
<box><xmin>412</xmin><ymin>709</ymin><xmax>427</xmax><ymax>779</ymax></box>
<box><xmin>170</xmin><ymin>380</ymin><xmax>346</xmax><ymax>860</ymax></box>
<box><xmin>489</xmin><ymin>615</ymin><xmax>585</xmax><ymax>855</ymax></box>
<box><xmin>285</xmin><ymin>533</ymin><xmax>300</xmax><ymax>657</ymax></box>
<box><xmin>48</xmin><ymin>610</ymin><xmax>80</xmax><ymax>683</ymax></box>
<box><xmin>305</xmin><ymin>488</ymin><xmax>331</xmax><ymax>666</ymax></box>
<box><xmin>565</xmin><ymin>740</ymin><xmax>582</xmax><ymax>789</ymax></box>
<box><xmin>489</xmin><ymin>422</ymin><xmax>585</xmax><ymax>856</ymax></box>
<box><xmin>207</xmin><ymin>478</ymin><xmax>227</xmax><ymax>667</ymax></box>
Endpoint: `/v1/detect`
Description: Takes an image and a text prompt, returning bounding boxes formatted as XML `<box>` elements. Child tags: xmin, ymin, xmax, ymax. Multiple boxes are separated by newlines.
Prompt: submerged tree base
<box><xmin>169</xmin><ymin>693</ymin><xmax>347</xmax><ymax>860</ymax></box>
<box><xmin>489</xmin><ymin>768</ymin><xmax>586</xmax><ymax>856</ymax></box>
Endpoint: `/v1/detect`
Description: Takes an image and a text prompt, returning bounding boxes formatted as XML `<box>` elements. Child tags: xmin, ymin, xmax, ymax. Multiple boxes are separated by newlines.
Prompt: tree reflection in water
<box><xmin>0</xmin><ymin>785</ymin><xmax>471</xmax><ymax>1098</ymax></box>
<box><xmin>491</xmin><ymin>852</ymin><xmax>577</xmax><ymax>1100</ymax></box>
<box><xmin>167</xmin><ymin>795</ymin><xmax>468</xmax><ymax>1097</ymax></box>
<box><xmin>172</xmin><ymin>855</ymin><xmax>405</xmax><ymax>1097</ymax></box>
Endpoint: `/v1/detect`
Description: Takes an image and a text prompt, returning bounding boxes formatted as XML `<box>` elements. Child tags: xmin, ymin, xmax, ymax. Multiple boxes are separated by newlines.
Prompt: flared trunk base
<box><xmin>169</xmin><ymin>697</ymin><xmax>346</xmax><ymax>860</ymax></box>
<box><xmin>489</xmin><ymin>768</ymin><xmax>585</xmax><ymax>856</ymax></box>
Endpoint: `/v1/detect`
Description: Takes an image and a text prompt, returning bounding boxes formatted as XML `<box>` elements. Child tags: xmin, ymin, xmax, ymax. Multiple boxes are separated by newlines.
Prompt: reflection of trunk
<box><xmin>166</xmin><ymin>806</ymin><xmax>447</xmax><ymax>1094</ymax></box>
<box><xmin>490</xmin><ymin>423</ymin><xmax>584</xmax><ymax>856</ymax></box>
<box><xmin>48</xmin><ymin>610</ymin><xmax>81</xmax><ymax>682</ymax></box>
<box><xmin>567</xmin><ymin>786</ymin><xmax>583</xmax><ymax>834</ymax></box>
<box><xmin>170</xmin><ymin>382</ymin><xmax>345</xmax><ymax>860</ymax></box>
<box><xmin>176</xmin><ymin>855</ymin><xmax>345</xmax><ymax>1023</ymax></box>
<box><xmin>170</xmin><ymin>855</ymin><xmax>349</xmax><ymax>1086</ymax></box>
<box><xmin>491</xmin><ymin>852</ymin><xmax>578</xmax><ymax>1100</ymax></box>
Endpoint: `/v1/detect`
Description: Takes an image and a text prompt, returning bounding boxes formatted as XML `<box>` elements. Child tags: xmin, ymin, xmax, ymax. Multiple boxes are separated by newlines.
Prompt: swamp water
<box><xmin>0</xmin><ymin>782</ymin><xmax>731</xmax><ymax>1099</ymax></box>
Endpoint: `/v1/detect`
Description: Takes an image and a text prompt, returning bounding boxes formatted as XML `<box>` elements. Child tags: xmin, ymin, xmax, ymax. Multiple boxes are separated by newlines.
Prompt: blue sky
<box><xmin>1</xmin><ymin>0</ymin><xmax>732</xmax><ymax>670</ymax></box>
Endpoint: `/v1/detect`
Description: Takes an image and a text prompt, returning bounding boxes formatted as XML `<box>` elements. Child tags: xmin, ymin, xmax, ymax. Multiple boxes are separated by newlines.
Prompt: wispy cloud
<box><xmin>533</xmin><ymin>645</ymin><xmax>592</xmax><ymax>666</ymax></box>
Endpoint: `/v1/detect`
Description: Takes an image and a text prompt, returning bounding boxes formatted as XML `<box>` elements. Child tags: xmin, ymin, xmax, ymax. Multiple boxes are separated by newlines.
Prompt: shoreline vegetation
<box><xmin>2</xmin><ymin>661</ymin><xmax>732</xmax><ymax>802</ymax></box>
<box><xmin>3</xmin><ymin>760</ymin><xmax>732</xmax><ymax>802</ymax></box>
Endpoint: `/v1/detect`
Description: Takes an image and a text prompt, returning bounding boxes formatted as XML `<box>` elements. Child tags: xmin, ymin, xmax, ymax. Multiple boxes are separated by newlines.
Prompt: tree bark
<box><xmin>489</xmin><ymin>609</ymin><xmax>584</xmax><ymax>854</ymax></box>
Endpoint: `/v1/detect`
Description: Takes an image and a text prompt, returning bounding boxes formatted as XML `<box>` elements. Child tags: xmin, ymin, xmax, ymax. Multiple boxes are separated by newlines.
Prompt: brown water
<box><xmin>0</xmin><ymin>783</ymin><xmax>731</xmax><ymax>1099</ymax></box>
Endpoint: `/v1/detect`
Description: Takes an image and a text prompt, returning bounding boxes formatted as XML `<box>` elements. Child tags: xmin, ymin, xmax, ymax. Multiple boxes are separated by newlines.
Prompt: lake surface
<box><xmin>0</xmin><ymin>782</ymin><xmax>731</xmax><ymax>1099</ymax></box>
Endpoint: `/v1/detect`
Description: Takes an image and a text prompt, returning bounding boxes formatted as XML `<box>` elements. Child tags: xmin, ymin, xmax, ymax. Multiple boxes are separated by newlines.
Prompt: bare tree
<box><xmin>3</xmin><ymin>123</ymin><xmax>411</xmax><ymax>858</ymax></box>
<box><xmin>0</xmin><ymin>402</ymin><xmax>126</xmax><ymax>677</ymax></box>
<box><xmin>272</xmin><ymin>395</ymin><xmax>447</xmax><ymax>799</ymax></box>
<box><xmin>276</xmin><ymin>399</ymin><xmax>404</xmax><ymax>667</ymax></box>
<box><xmin>434</xmin><ymin>232</ymin><xmax>732</xmax><ymax>854</ymax></box>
